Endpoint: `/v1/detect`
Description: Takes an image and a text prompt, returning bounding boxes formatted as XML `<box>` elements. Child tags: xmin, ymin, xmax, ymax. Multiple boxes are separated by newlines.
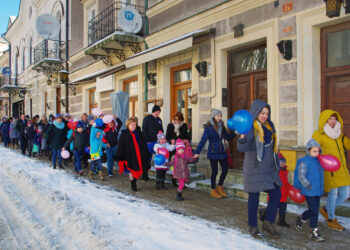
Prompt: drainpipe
<box><xmin>1</xmin><ymin>34</ymin><xmax>12</xmax><ymax>116</ymax></box>
<box><xmin>65</xmin><ymin>0</ymin><xmax>69</xmax><ymax>113</ymax></box>
<box><xmin>144</xmin><ymin>0</ymin><xmax>149</xmax><ymax>103</ymax></box>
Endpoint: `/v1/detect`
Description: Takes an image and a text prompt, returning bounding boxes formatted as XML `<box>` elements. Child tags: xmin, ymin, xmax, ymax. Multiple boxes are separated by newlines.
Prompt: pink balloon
<box><xmin>318</xmin><ymin>154</ymin><xmax>341</xmax><ymax>172</ymax></box>
<box><xmin>157</xmin><ymin>148</ymin><xmax>170</xmax><ymax>159</ymax></box>
<box><xmin>103</xmin><ymin>115</ymin><xmax>114</xmax><ymax>124</ymax></box>
<box><xmin>288</xmin><ymin>186</ymin><xmax>306</xmax><ymax>203</ymax></box>
<box><xmin>92</xmin><ymin>108</ymin><xmax>102</xmax><ymax>117</ymax></box>
<box><xmin>61</xmin><ymin>150</ymin><xmax>70</xmax><ymax>159</ymax></box>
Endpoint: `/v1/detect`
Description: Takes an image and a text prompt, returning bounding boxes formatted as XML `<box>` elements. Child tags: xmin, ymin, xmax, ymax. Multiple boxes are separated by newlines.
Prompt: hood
<box><xmin>250</xmin><ymin>99</ymin><xmax>270</xmax><ymax>120</ymax></box>
<box><xmin>318</xmin><ymin>109</ymin><xmax>343</xmax><ymax>133</ymax></box>
<box><xmin>104</xmin><ymin>120</ymin><xmax>116</xmax><ymax>132</ymax></box>
<box><xmin>53</xmin><ymin>120</ymin><xmax>65</xmax><ymax>130</ymax></box>
<box><xmin>305</xmin><ymin>138</ymin><xmax>322</xmax><ymax>155</ymax></box>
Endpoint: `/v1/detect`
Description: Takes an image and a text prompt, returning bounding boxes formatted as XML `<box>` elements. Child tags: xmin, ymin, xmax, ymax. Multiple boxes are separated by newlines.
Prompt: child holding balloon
<box><xmin>153</xmin><ymin>131</ymin><xmax>176</xmax><ymax>190</ymax></box>
<box><xmin>294</xmin><ymin>139</ymin><xmax>325</xmax><ymax>242</ymax></box>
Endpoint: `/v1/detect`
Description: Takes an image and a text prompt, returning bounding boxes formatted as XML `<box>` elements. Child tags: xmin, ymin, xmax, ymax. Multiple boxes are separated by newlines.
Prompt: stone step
<box><xmin>149</xmin><ymin>166</ymin><xmax>205</xmax><ymax>183</ymax></box>
<box><xmin>195</xmin><ymin>179</ymin><xmax>350</xmax><ymax>218</ymax></box>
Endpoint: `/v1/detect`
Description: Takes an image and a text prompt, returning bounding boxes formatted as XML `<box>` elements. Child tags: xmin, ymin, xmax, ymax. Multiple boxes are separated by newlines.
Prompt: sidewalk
<box><xmin>17</xmin><ymin>149</ymin><xmax>350</xmax><ymax>249</ymax></box>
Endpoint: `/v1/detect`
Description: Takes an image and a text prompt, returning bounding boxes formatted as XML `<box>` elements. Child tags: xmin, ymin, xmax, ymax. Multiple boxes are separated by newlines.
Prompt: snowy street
<box><xmin>0</xmin><ymin>147</ymin><xmax>274</xmax><ymax>250</ymax></box>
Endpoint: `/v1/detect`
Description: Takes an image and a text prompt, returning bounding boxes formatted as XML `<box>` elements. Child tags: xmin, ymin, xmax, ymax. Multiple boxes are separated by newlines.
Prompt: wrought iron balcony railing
<box><xmin>88</xmin><ymin>2</ymin><xmax>145</xmax><ymax>46</ymax></box>
<box><xmin>33</xmin><ymin>39</ymin><xmax>66</xmax><ymax>63</ymax></box>
<box><xmin>0</xmin><ymin>75</ymin><xmax>17</xmax><ymax>88</ymax></box>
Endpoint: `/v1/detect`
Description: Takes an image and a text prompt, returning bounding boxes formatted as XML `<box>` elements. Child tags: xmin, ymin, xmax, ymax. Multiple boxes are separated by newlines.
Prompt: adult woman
<box><xmin>194</xmin><ymin>109</ymin><xmax>236</xmax><ymax>198</ymax></box>
<box><xmin>46</xmin><ymin>115</ymin><xmax>67</xmax><ymax>169</ymax></box>
<box><xmin>116</xmin><ymin>118</ymin><xmax>151</xmax><ymax>191</ymax></box>
<box><xmin>166</xmin><ymin>112</ymin><xmax>189</xmax><ymax>142</ymax></box>
<box><xmin>237</xmin><ymin>100</ymin><xmax>281</xmax><ymax>239</ymax></box>
<box><xmin>9</xmin><ymin>117</ymin><xmax>19</xmax><ymax>148</ymax></box>
<box><xmin>313</xmin><ymin>110</ymin><xmax>350</xmax><ymax>231</ymax></box>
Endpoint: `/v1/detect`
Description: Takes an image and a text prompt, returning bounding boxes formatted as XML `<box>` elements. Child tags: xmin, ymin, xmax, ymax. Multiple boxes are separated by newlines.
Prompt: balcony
<box><xmin>85</xmin><ymin>2</ymin><xmax>145</xmax><ymax>66</ymax></box>
<box><xmin>32</xmin><ymin>39</ymin><xmax>66</xmax><ymax>80</ymax></box>
<box><xmin>0</xmin><ymin>75</ymin><xmax>26</xmax><ymax>96</ymax></box>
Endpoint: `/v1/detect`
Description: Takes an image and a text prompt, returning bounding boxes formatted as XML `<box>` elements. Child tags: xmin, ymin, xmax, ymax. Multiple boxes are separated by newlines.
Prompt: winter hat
<box><xmin>76</xmin><ymin>121</ymin><xmax>83</xmax><ymax>129</ymax></box>
<box><xmin>88</xmin><ymin>115</ymin><xmax>94</xmax><ymax>122</ymax></box>
<box><xmin>211</xmin><ymin>109</ymin><xmax>222</xmax><ymax>118</ymax></box>
<box><xmin>55</xmin><ymin>113</ymin><xmax>61</xmax><ymax>118</ymax></box>
<box><xmin>152</xmin><ymin>105</ymin><xmax>161</xmax><ymax>113</ymax></box>
<box><xmin>157</xmin><ymin>131</ymin><xmax>166</xmax><ymax>141</ymax></box>
<box><xmin>176</xmin><ymin>139</ymin><xmax>185</xmax><ymax>150</ymax></box>
<box><xmin>25</xmin><ymin>115</ymin><xmax>30</xmax><ymax>120</ymax></box>
<box><xmin>277</xmin><ymin>152</ymin><xmax>286</xmax><ymax>164</ymax></box>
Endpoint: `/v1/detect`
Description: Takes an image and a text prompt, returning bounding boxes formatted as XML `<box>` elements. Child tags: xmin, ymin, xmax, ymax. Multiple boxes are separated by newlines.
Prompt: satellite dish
<box><xmin>118</xmin><ymin>6</ymin><xmax>143</xmax><ymax>34</ymax></box>
<box><xmin>35</xmin><ymin>14</ymin><xmax>60</xmax><ymax>39</ymax></box>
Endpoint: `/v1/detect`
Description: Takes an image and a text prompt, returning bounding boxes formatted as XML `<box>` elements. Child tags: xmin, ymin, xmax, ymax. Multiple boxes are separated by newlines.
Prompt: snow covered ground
<box><xmin>0</xmin><ymin>147</ymin><xmax>275</xmax><ymax>250</ymax></box>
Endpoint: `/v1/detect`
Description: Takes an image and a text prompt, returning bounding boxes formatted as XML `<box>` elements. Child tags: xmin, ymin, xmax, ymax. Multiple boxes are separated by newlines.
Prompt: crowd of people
<box><xmin>0</xmin><ymin>100</ymin><xmax>349</xmax><ymax>242</ymax></box>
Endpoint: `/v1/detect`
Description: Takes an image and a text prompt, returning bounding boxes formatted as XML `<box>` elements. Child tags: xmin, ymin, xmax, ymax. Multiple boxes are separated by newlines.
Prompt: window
<box><xmin>88</xmin><ymin>4</ymin><xmax>97</xmax><ymax>45</ymax></box>
<box><xmin>29</xmin><ymin>39</ymin><xmax>32</xmax><ymax>65</ymax></box>
<box><xmin>22</xmin><ymin>48</ymin><xmax>26</xmax><ymax>71</ymax></box>
<box><xmin>327</xmin><ymin>28</ymin><xmax>350</xmax><ymax>68</ymax></box>
<box><xmin>89</xmin><ymin>88</ymin><xmax>97</xmax><ymax>114</ymax></box>
<box><xmin>123</xmin><ymin>77</ymin><xmax>138</xmax><ymax>118</ymax></box>
<box><xmin>230</xmin><ymin>47</ymin><xmax>267</xmax><ymax>75</ymax></box>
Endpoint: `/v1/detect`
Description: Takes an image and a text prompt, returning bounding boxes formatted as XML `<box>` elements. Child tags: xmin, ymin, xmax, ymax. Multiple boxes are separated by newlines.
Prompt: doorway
<box><xmin>321</xmin><ymin>21</ymin><xmax>350</xmax><ymax>169</ymax></box>
<box><xmin>89</xmin><ymin>88</ymin><xmax>97</xmax><ymax>115</ymax></box>
<box><xmin>123</xmin><ymin>77</ymin><xmax>138</xmax><ymax>118</ymax></box>
<box><xmin>56</xmin><ymin>87</ymin><xmax>61</xmax><ymax>114</ymax></box>
<box><xmin>228</xmin><ymin>43</ymin><xmax>267</xmax><ymax>169</ymax></box>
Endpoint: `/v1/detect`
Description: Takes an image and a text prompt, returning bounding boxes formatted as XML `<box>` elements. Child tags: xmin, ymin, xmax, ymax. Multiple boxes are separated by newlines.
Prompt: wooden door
<box><xmin>56</xmin><ymin>87</ymin><xmax>61</xmax><ymax>114</ymax></box>
<box><xmin>123</xmin><ymin>77</ymin><xmax>138</xmax><ymax>118</ymax></box>
<box><xmin>228</xmin><ymin>44</ymin><xmax>267</xmax><ymax>169</ymax></box>
<box><xmin>89</xmin><ymin>88</ymin><xmax>97</xmax><ymax>115</ymax></box>
<box><xmin>321</xmin><ymin>21</ymin><xmax>350</xmax><ymax>169</ymax></box>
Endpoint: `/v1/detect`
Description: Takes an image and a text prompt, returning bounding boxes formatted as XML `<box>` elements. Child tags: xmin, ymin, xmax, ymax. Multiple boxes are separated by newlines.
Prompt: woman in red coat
<box><xmin>259</xmin><ymin>153</ymin><xmax>291</xmax><ymax>227</ymax></box>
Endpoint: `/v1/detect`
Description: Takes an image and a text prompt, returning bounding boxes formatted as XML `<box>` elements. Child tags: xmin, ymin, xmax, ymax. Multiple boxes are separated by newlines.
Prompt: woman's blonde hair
<box><xmin>126</xmin><ymin>117</ymin><xmax>137</xmax><ymax>129</ymax></box>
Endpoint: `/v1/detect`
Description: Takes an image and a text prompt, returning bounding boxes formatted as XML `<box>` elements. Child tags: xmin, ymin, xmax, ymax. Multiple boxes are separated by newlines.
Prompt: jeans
<box><xmin>209</xmin><ymin>159</ymin><xmax>228</xmax><ymax>189</ymax></box>
<box><xmin>52</xmin><ymin>149</ymin><xmax>62</xmax><ymax>167</ymax></box>
<box><xmin>106</xmin><ymin>146</ymin><xmax>117</xmax><ymax>175</ymax></box>
<box><xmin>248</xmin><ymin>185</ymin><xmax>281</xmax><ymax>227</ymax></box>
<box><xmin>3</xmin><ymin>137</ymin><xmax>10</xmax><ymax>147</ymax></box>
<box><xmin>73</xmin><ymin>150</ymin><xmax>83</xmax><ymax>173</ymax></box>
<box><xmin>326</xmin><ymin>185</ymin><xmax>350</xmax><ymax>220</ymax></box>
<box><xmin>20</xmin><ymin>136</ymin><xmax>27</xmax><ymax>155</ymax></box>
<box><xmin>279</xmin><ymin>202</ymin><xmax>287</xmax><ymax>217</ymax></box>
<box><xmin>302</xmin><ymin>196</ymin><xmax>321</xmax><ymax>229</ymax></box>
<box><xmin>91</xmin><ymin>159</ymin><xmax>102</xmax><ymax>172</ymax></box>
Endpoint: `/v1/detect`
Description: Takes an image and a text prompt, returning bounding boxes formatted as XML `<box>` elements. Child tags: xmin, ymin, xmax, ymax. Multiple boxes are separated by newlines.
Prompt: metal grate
<box><xmin>88</xmin><ymin>1</ymin><xmax>145</xmax><ymax>46</ymax></box>
<box><xmin>33</xmin><ymin>39</ymin><xmax>66</xmax><ymax>63</ymax></box>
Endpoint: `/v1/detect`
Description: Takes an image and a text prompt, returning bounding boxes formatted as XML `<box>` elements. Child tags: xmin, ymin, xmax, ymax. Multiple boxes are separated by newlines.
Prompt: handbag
<box><xmin>91</xmin><ymin>141</ymin><xmax>101</xmax><ymax>161</ymax></box>
<box><xmin>224</xmin><ymin>139</ymin><xmax>233</xmax><ymax>168</ymax></box>
<box><xmin>32</xmin><ymin>144</ymin><xmax>39</xmax><ymax>154</ymax></box>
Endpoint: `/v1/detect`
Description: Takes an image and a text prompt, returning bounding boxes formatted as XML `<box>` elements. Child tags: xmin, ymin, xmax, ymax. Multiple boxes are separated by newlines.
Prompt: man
<box><xmin>141</xmin><ymin>105</ymin><xmax>163</xmax><ymax>180</ymax></box>
<box><xmin>16</xmin><ymin>114</ymin><xmax>27</xmax><ymax>155</ymax></box>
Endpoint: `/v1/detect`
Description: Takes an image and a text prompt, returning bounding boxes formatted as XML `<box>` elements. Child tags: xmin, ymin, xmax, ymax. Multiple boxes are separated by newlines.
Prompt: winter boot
<box><xmin>327</xmin><ymin>219</ymin><xmax>345</xmax><ymax>231</ymax></box>
<box><xmin>79</xmin><ymin>170</ymin><xmax>84</xmax><ymax>176</ymax></box>
<box><xmin>161</xmin><ymin>181</ymin><xmax>168</xmax><ymax>190</ymax></box>
<box><xmin>58</xmin><ymin>163</ymin><xmax>64</xmax><ymax>169</ymax></box>
<box><xmin>140</xmin><ymin>172</ymin><xmax>149</xmax><ymax>181</ymax></box>
<box><xmin>176</xmin><ymin>191</ymin><xmax>184</xmax><ymax>201</ymax></box>
<box><xmin>259</xmin><ymin>208</ymin><xmax>266</xmax><ymax>222</ymax></box>
<box><xmin>210</xmin><ymin>189</ymin><xmax>223</xmax><ymax>198</ymax></box>
<box><xmin>320</xmin><ymin>206</ymin><xmax>328</xmax><ymax>221</ymax></box>
<box><xmin>53</xmin><ymin>164</ymin><xmax>56</xmax><ymax>169</ymax></box>
<box><xmin>309</xmin><ymin>228</ymin><xmax>325</xmax><ymax>242</ymax></box>
<box><xmin>262</xmin><ymin>221</ymin><xmax>282</xmax><ymax>239</ymax></box>
<box><xmin>278</xmin><ymin>215</ymin><xmax>290</xmax><ymax>228</ymax></box>
<box><xmin>131</xmin><ymin>179</ymin><xmax>137</xmax><ymax>191</ymax></box>
<box><xmin>216</xmin><ymin>186</ymin><xmax>227</xmax><ymax>198</ymax></box>
<box><xmin>295</xmin><ymin>216</ymin><xmax>305</xmax><ymax>231</ymax></box>
<box><xmin>63</xmin><ymin>159</ymin><xmax>68</xmax><ymax>166</ymax></box>
<box><xmin>88</xmin><ymin>171</ymin><xmax>93</xmax><ymax>179</ymax></box>
<box><xmin>249</xmin><ymin>226</ymin><xmax>263</xmax><ymax>239</ymax></box>
<box><xmin>155</xmin><ymin>181</ymin><xmax>161</xmax><ymax>190</ymax></box>
<box><xmin>99</xmin><ymin>171</ymin><xmax>105</xmax><ymax>181</ymax></box>
<box><xmin>172</xmin><ymin>177</ymin><xmax>178</xmax><ymax>187</ymax></box>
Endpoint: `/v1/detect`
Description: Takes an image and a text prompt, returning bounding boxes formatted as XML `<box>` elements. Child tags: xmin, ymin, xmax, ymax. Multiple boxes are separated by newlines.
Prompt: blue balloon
<box><xmin>85</xmin><ymin>146</ymin><xmax>90</xmax><ymax>154</ymax></box>
<box><xmin>154</xmin><ymin>154</ymin><xmax>166</xmax><ymax>166</ymax></box>
<box><xmin>95</xmin><ymin>118</ymin><xmax>104</xmax><ymax>128</ymax></box>
<box><xmin>227</xmin><ymin>118</ymin><xmax>235</xmax><ymax>130</ymax></box>
<box><xmin>232</xmin><ymin>109</ymin><xmax>253</xmax><ymax>134</ymax></box>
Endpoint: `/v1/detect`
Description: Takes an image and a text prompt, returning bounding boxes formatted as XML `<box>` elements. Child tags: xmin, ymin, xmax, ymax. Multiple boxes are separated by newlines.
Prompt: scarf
<box><xmin>254</xmin><ymin>120</ymin><xmax>277</xmax><ymax>161</ymax></box>
<box><xmin>173</xmin><ymin>121</ymin><xmax>184</xmax><ymax>137</ymax></box>
<box><xmin>323</xmin><ymin>121</ymin><xmax>341</xmax><ymax>139</ymax></box>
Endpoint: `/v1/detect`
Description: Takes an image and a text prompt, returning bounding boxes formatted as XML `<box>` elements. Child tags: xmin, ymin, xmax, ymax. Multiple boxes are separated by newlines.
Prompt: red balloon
<box><xmin>157</xmin><ymin>148</ymin><xmax>170</xmax><ymax>159</ymax></box>
<box><xmin>318</xmin><ymin>154</ymin><xmax>341</xmax><ymax>172</ymax></box>
<box><xmin>288</xmin><ymin>186</ymin><xmax>306</xmax><ymax>203</ymax></box>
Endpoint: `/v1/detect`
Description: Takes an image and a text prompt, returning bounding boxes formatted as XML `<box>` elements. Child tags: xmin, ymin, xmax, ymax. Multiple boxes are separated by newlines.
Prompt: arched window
<box><xmin>29</xmin><ymin>38</ymin><xmax>32</xmax><ymax>65</ymax></box>
<box><xmin>22</xmin><ymin>47</ymin><xmax>26</xmax><ymax>71</ymax></box>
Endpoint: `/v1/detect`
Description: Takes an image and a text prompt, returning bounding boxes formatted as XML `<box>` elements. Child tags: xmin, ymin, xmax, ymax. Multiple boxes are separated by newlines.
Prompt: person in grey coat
<box><xmin>237</xmin><ymin>99</ymin><xmax>282</xmax><ymax>239</ymax></box>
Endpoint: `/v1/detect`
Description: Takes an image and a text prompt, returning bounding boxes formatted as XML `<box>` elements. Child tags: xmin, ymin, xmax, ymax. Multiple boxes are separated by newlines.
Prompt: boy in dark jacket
<box><xmin>63</xmin><ymin>121</ymin><xmax>86</xmax><ymax>175</ymax></box>
<box><xmin>0</xmin><ymin>117</ymin><xmax>10</xmax><ymax>147</ymax></box>
<box><xmin>25</xmin><ymin>121</ymin><xmax>36</xmax><ymax>157</ymax></box>
<box><xmin>102</xmin><ymin>118</ymin><xmax>122</xmax><ymax>177</ymax></box>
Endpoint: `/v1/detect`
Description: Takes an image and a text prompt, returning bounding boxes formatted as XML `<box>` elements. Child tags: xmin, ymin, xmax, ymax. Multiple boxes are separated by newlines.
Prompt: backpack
<box><xmin>293</xmin><ymin>158</ymin><xmax>308</xmax><ymax>190</ymax></box>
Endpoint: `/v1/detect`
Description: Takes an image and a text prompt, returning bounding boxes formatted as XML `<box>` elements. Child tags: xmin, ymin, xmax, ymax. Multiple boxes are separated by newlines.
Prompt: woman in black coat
<box><xmin>166</xmin><ymin>112</ymin><xmax>190</xmax><ymax>142</ymax></box>
<box><xmin>116</xmin><ymin>118</ymin><xmax>151</xmax><ymax>191</ymax></box>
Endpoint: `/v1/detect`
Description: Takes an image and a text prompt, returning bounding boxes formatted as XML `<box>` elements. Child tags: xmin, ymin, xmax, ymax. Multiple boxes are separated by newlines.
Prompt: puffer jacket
<box><xmin>90</xmin><ymin>126</ymin><xmax>106</xmax><ymax>157</ymax></box>
<box><xmin>46</xmin><ymin>121</ymin><xmax>68</xmax><ymax>150</ymax></box>
<box><xmin>312</xmin><ymin>109</ymin><xmax>350</xmax><ymax>192</ymax></box>
<box><xmin>195</xmin><ymin>120</ymin><xmax>236</xmax><ymax>160</ymax></box>
<box><xmin>0</xmin><ymin>121</ymin><xmax>10</xmax><ymax>138</ymax></box>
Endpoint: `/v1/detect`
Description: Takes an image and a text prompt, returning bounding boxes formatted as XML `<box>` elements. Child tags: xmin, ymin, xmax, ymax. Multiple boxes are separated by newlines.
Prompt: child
<box><xmin>24</xmin><ymin>121</ymin><xmax>36</xmax><ymax>157</ymax></box>
<box><xmin>294</xmin><ymin>139</ymin><xmax>325</xmax><ymax>242</ymax></box>
<box><xmin>259</xmin><ymin>152</ymin><xmax>291</xmax><ymax>227</ymax></box>
<box><xmin>89</xmin><ymin>124</ymin><xmax>106</xmax><ymax>181</ymax></box>
<box><xmin>153</xmin><ymin>131</ymin><xmax>176</xmax><ymax>190</ymax></box>
<box><xmin>63</xmin><ymin>121</ymin><xmax>86</xmax><ymax>175</ymax></box>
<box><xmin>0</xmin><ymin>117</ymin><xmax>10</xmax><ymax>147</ymax></box>
<box><xmin>164</xmin><ymin>139</ymin><xmax>194</xmax><ymax>201</ymax></box>
<box><xmin>33</xmin><ymin>126</ymin><xmax>43</xmax><ymax>157</ymax></box>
